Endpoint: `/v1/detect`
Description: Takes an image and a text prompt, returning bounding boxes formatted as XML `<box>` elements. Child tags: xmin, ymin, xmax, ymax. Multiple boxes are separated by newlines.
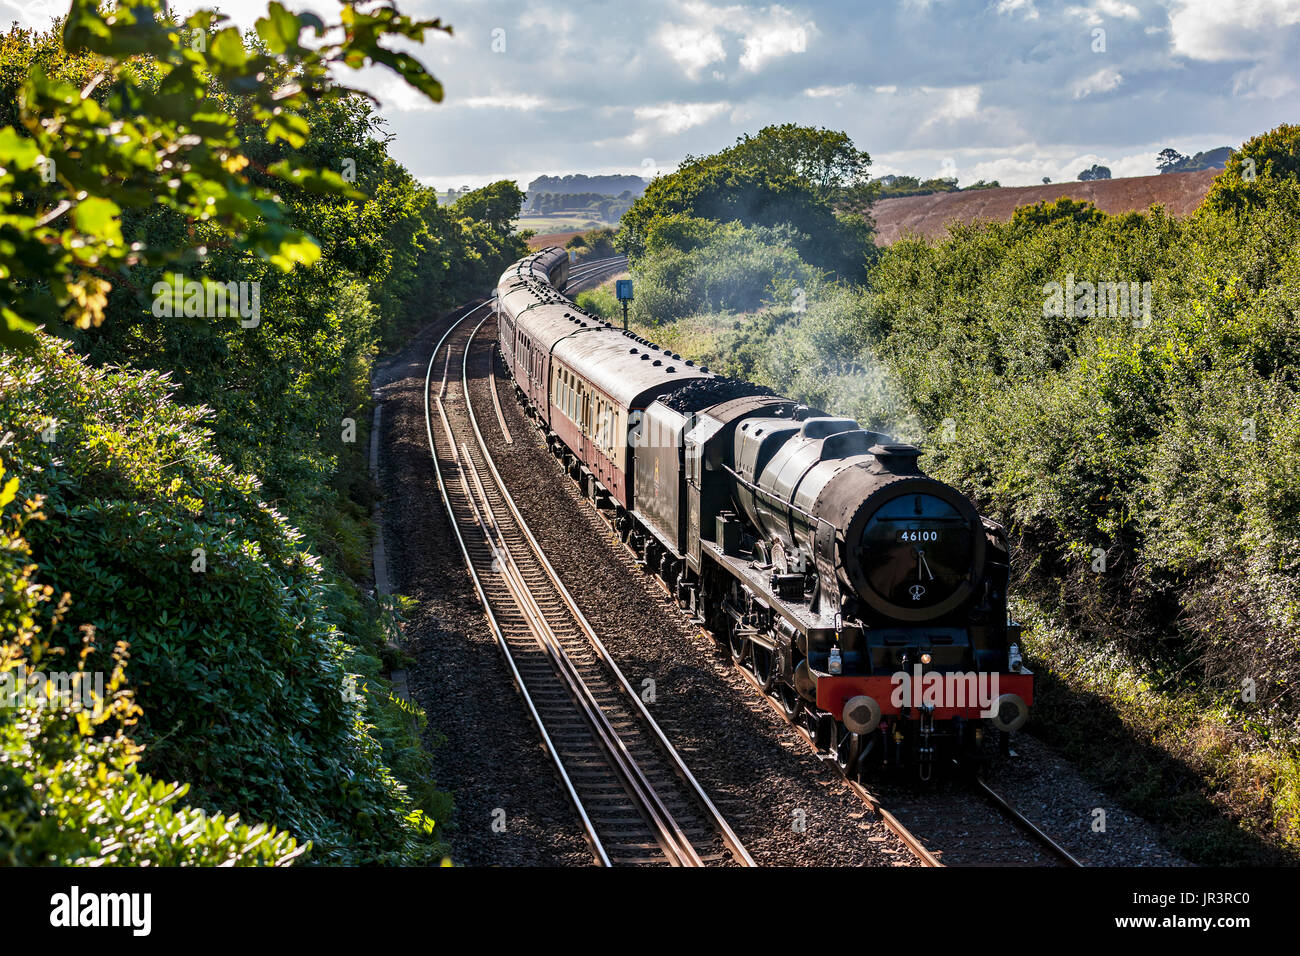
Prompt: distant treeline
<box><xmin>873</xmin><ymin>174</ymin><xmax>1001</xmax><ymax>198</ymax></box>
<box><xmin>527</xmin><ymin>173</ymin><xmax>648</xmax><ymax>196</ymax></box>
<box><xmin>525</xmin><ymin>190</ymin><xmax>637</xmax><ymax>220</ymax></box>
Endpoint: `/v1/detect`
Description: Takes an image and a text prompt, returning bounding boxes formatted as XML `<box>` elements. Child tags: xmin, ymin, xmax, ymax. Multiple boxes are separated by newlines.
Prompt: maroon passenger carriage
<box><xmin>495</xmin><ymin>247</ymin><xmax>1033</xmax><ymax>780</ymax></box>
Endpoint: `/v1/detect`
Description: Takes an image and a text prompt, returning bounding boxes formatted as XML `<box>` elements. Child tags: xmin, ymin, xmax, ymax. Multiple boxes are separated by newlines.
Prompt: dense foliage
<box><xmin>1</xmin><ymin>2</ymin><xmax>524</xmax><ymax>864</ymax></box>
<box><xmin>616</xmin><ymin>124</ymin><xmax>875</xmax><ymax>279</ymax></box>
<box><xmin>1</xmin><ymin>339</ymin><xmax>447</xmax><ymax>863</ymax></box>
<box><xmin>617</xmin><ymin>124</ymin><xmax>1300</xmax><ymax>858</ymax></box>
<box><xmin>565</xmin><ymin>227</ymin><xmax>617</xmax><ymax>261</ymax></box>
<box><xmin>593</xmin><ymin>218</ymin><xmax>822</xmax><ymax>324</ymax></box>
<box><xmin>0</xmin><ymin>460</ymin><xmax>304</xmax><ymax>865</ymax></box>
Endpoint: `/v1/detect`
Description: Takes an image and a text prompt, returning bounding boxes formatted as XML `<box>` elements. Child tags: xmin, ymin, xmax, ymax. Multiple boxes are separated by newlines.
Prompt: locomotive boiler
<box><xmin>495</xmin><ymin>248</ymin><xmax>1033</xmax><ymax>780</ymax></box>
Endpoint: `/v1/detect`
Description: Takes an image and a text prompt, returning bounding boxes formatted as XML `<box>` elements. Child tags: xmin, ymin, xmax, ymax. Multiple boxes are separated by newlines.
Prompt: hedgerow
<box><xmin>623</xmin><ymin>123</ymin><xmax>1300</xmax><ymax>859</ymax></box>
<box><xmin>0</xmin><ymin>3</ymin><xmax>532</xmax><ymax>864</ymax></box>
<box><xmin>0</xmin><ymin>337</ymin><xmax>443</xmax><ymax>863</ymax></box>
<box><xmin>0</xmin><ymin>459</ymin><xmax>305</xmax><ymax>865</ymax></box>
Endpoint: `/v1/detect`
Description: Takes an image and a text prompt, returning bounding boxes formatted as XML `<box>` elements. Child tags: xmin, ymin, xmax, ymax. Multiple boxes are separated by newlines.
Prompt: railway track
<box><xmin>589</xmin><ymin>480</ymin><xmax>1081</xmax><ymax>865</ymax></box>
<box><xmin>423</xmin><ymin>263</ymin><xmax>753</xmax><ymax>868</ymax></box>
<box><xmin>731</xmin><ymin>660</ymin><xmax>1081</xmax><ymax>866</ymax></box>
<box><xmin>561</xmin><ymin>254</ymin><xmax>627</xmax><ymax>292</ymax></box>
<box><xmin>453</xmin><ymin>279</ymin><xmax>1083</xmax><ymax>867</ymax></box>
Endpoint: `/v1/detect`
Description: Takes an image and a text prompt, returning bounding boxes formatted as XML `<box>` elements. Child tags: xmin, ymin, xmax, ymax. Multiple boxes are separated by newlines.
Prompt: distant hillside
<box><xmin>1159</xmin><ymin>146</ymin><xmax>1233</xmax><ymax>174</ymax></box>
<box><xmin>527</xmin><ymin>174</ymin><xmax>648</xmax><ymax>196</ymax></box>
<box><xmin>871</xmin><ymin>169</ymin><xmax>1219</xmax><ymax>245</ymax></box>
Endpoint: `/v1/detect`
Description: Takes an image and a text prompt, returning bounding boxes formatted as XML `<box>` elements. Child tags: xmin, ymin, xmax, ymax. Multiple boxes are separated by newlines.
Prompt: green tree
<box><xmin>1201</xmin><ymin>124</ymin><xmax>1300</xmax><ymax>214</ymax></box>
<box><xmin>0</xmin><ymin>0</ymin><xmax>449</xmax><ymax>348</ymax></box>
<box><xmin>617</xmin><ymin>134</ymin><xmax>874</xmax><ymax>279</ymax></box>
<box><xmin>453</xmin><ymin>180</ymin><xmax>525</xmax><ymax>233</ymax></box>
<box><xmin>719</xmin><ymin>123</ymin><xmax>871</xmax><ymax>197</ymax></box>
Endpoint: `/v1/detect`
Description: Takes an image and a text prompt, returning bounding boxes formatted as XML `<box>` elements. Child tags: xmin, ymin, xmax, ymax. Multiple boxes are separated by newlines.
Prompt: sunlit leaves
<box><xmin>0</xmin><ymin>0</ymin><xmax>451</xmax><ymax>350</ymax></box>
<box><xmin>256</xmin><ymin>2</ymin><xmax>304</xmax><ymax>56</ymax></box>
<box><xmin>70</xmin><ymin>195</ymin><xmax>120</xmax><ymax>238</ymax></box>
<box><xmin>267</xmin><ymin>159</ymin><xmax>364</xmax><ymax>199</ymax></box>
<box><xmin>208</xmin><ymin>27</ymin><xmax>248</xmax><ymax>68</ymax></box>
<box><xmin>268</xmin><ymin>234</ymin><xmax>322</xmax><ymax>271</ymax></box>
<box><xmin>266</xmin><ymin>111</ymin><xmax>309</xmax><ymax>148</ymax></box>
<box><xmin>0</xmin><ymin>127</ymin><xmax>39</xmax><ymax>169</ymax></box>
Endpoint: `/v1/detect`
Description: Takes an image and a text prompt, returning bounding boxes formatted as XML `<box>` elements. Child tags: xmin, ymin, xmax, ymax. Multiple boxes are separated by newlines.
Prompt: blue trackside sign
<box><xmin>616</xmin><ymin>279</ymin><xmax>634</xmax><ymax>301</ymax></box>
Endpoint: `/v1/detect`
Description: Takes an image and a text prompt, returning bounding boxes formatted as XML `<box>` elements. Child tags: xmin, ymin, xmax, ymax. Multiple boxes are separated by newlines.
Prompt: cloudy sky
<box><xmin>7</xmin><ymin>0</ymin><xmax>1300</xmax><ymax>189</ymax></box>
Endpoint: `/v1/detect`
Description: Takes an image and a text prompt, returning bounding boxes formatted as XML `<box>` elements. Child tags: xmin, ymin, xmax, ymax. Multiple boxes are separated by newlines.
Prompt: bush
<box><xmin>0</xmin><ymin>338</ymin><xmax>445</xmax><ymax>864</ymax></box>
<box><xmin>0</xmin><ymin>462</ymin><xmax>304</xmax><ymax>865</ymax></box>
<box><xmin>566</xmin><ymin>227</ymin><xmax>617</xmax><ymax>260</ymax></box>
<box><xmin>627</xmin><ymin>219</ymin><xmax>824</xmax><ymax>324</ymax></box>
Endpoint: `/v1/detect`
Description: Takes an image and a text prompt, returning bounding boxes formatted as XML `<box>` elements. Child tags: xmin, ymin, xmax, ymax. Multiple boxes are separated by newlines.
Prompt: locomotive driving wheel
<box><xmin>777</xmin><ymin>680</ymin><xmax>800</xmax><ymax>718</ymax></box>
<box><xmin>751</xmin><ymin>642</ymin><xmax>777</xmax><ymax>692</ymax></box>
<box><xmin>728</xmin><ymin>624</ymin><xmax>750</xmax><ymax>666</ymax></box>
<box><xmin>836</xmin><ymin>728</ymin><xmax>862</xmax><ymax>777</ymax></box>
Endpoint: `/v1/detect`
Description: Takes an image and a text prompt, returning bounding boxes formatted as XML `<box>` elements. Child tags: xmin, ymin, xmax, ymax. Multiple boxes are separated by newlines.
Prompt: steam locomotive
<box><xmin>496</xmin><ymin>248</ymin><xmax>1033</xmax><ymax>780</ymax></box>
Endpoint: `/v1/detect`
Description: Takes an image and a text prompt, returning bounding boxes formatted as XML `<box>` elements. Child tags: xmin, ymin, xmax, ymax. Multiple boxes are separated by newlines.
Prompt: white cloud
<box><xmin>604</xmin><ymin>100</ymin><xmax>731</xmax><ymax>147</ymax></box>
<box><xmin>1167</xmin><ymin>0</ymin><xmax>1300</xmax><ymax>61</ymax></box>
<box><xmin>657</xmin><ymin>21</ymin><xmax>728</xmax><ymax>79</ymax></box>
<box><xmin>1072</xmin><ymin>67</ymin><xmax>1123</xmax><ymax>98</ymax></box>
<box><xmin>921</xmin><ymin>85</ymin><xmax>982</xmax><ymax>125</ymax></box>
<box><xmin>516</xmin><ymin>6</ymin><xmax>580</xmax><ymax>57</ymax></box>
<box><xmin>634</xmin><ymin>101</ymin><xmax>731</xmax><ymax>135</ymax></box>
<box><xmin>460</xmin><ymin>95</ymin><xmax>553</xmax><ymax>111</ymax></box>
<box><xmin>995</xmin><ymin>0</ymin><xmax>1039</xmax><ymax>21</ymax></box>
<box><xmin>1165</xmin><ymin>0</ymin><xmax>1300</xmax><ymax>98</ymax></box>
<box><xmin>655</xmin><ymin>2</ymin><xmax>816</xmax><ymax>79</ymax></box>
<box><xmin>1065</xmin><ymin>0</ymin><xmax>1140</xmax><ymax>26</ymax></box>
<box><xmin>739</xmin><ymin>8</ymin><xmax>812</xmax><ymax>71</ymax></box>
<box><xmin>1231</xmin><ymin>63</ymin><xmax>1299</xmax><ymax>99</ymax></box>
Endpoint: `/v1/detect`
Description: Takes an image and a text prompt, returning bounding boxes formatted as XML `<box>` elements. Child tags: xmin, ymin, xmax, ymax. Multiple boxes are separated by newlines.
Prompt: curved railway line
<box><xmin>423</xmin><ymin>258</ymin><xmax>754</xmax><ymax>867</ymax></box>
<box><xmin>419</xmin><ymin>254</ymin><xmax>1083</xmax><ymax>868</ymax></box>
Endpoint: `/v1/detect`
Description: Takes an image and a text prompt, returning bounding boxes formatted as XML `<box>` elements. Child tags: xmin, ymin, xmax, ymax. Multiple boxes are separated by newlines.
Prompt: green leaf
<box><xmin>256</xmin><ymin>3</ymin><xmax>301</xmax><ymax>55</ymax></box>
<box><xmin>266</xmin><ymin>113</ymin><xmax>310</xmax><ymax>148</ymax></box>
<box><xmin>71</xmin><ymin>196</ymin><xmax>122</xmax><ymax>237</ymax></box>
<box><xmin>366</xmin><ymin>48</ymin><xmax>444</xmax><ymax>103</ymax></box>
<box><xmin>267</xmin><ymin>160</ymin><xmax>365</xmax><ymax>199</ymax></box>
<box><xmin>268</xmin><ymin>235</ymin><xmax>321</xmax><ymax>271</ymax></box>
<box><xmin>0</xmin><ymin>127</ymin><xmax>41</xmax><ymax>169</ymax></box>
<box><xmin>209</xmin><ymin>28</ymin><xmax>248</xmax><ymax>67</ymax></box>
<box><xmin>0</xmin><ymin>307</ymin><xmax>38</xmax><ymax>350</ymax></box>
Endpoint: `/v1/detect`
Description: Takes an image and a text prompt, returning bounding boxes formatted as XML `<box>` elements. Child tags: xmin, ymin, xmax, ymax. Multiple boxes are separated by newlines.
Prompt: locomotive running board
<box><xmin>699</xmin><ymin>539</ymin><xmax>836</xmax><ymax>639</ymax></box>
